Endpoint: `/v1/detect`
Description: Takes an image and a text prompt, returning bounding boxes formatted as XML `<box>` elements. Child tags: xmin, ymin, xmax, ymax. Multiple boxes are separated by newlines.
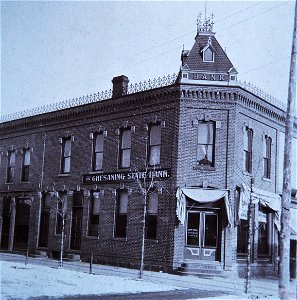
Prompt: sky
<box><xmin>0</xmin><ymin>1</ymin><xmax>296</xmax><ymax>117</ymax></box>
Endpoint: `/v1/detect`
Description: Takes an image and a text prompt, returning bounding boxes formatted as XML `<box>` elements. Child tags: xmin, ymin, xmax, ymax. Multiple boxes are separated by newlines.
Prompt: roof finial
<box><xmin>196</xmin><ymin>11</ymin><xmax>214</xmax><ymax>33</ymax></box>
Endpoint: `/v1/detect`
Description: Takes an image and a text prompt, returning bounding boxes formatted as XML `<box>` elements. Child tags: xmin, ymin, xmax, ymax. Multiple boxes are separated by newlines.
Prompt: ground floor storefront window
<box><xmin>237</xmin><ymin>204</ymin><xmax>273</xmax><ymax>261</ymax></box>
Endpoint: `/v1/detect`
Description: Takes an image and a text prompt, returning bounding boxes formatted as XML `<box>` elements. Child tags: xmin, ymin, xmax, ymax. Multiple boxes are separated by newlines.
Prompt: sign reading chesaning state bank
<box><xmin>82</xmin><ymin>169</ymin><xmax>171</xmax><ymax>184</ymax></box>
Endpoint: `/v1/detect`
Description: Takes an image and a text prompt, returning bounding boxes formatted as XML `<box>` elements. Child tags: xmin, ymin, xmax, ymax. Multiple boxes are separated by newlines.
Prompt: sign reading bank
<box><xmin>83</xmin><ymin>169</ymin><xmax>171</xmax><ymax>184</ymax></box>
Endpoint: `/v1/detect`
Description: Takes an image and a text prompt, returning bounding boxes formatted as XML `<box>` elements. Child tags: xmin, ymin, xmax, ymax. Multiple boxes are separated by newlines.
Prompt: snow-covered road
<box><xmin>0</xmin><ymin>260</ymin><xmax>180</xmax><ymax>299</ymax></box>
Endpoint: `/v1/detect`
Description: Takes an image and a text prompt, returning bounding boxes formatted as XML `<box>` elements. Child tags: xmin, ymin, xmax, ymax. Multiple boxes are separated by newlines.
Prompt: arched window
<box><xmin>204</xmin><ymin>48</ymin><xmax>214</xmax><ymax>62</ymax></box>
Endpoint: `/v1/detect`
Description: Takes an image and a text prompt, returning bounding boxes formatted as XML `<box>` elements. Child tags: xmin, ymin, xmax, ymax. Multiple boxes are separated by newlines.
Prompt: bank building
<box><xmin>1</xmin><ymin>17</ymin><xmax>296</xmax><ymax>278</ymax></box>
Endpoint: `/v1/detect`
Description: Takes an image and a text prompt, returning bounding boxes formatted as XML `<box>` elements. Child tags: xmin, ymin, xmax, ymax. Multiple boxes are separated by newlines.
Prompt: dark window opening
<box><xmin>114</xmin><ymin>190</ymin><xmax>128</xmax><ymax>238</ymax></box>
<box><xmin>244</xmin><ymin>128</ymin><xmax>253</xmax><ymax>173</ymax></box>
<box><xmin>263</xmin><ymin>136</ymin><xmax>272</xmax><ymax>179</ymax></box>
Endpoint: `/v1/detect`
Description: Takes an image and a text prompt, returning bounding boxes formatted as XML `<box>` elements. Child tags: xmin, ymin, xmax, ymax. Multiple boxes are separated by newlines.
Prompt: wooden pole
<box><xmin>279</xmin><ymin>1</ymin><xmax>297</xmax><ymax>299</ymax></box>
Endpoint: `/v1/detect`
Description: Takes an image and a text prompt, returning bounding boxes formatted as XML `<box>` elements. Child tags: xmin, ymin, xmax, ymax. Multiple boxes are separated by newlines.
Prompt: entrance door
<box><xmin>14</xmin><ymin>199</ymin><xmax>31</xmax><ymax>250</ymax></box>
<box><xmin>1</xmin><ymin>198</ymin><xmax>11</xmax><ymax>249</ymax></box>
<box><xmin>185</xmin><ymin>210</ymin><xmax>219</xmax><ymax>261</ymax></box>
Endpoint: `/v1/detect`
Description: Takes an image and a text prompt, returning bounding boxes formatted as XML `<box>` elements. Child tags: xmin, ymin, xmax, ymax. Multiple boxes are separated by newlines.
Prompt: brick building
<box><xmin>0</xmin><ymin>18</ymin><xmax>296</xmax><ymax>278</ymax></box>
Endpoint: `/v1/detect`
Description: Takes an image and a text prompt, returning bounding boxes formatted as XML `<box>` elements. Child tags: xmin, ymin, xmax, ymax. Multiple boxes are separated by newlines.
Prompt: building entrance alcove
<box><xmin>14</xmin><ymin>198</ymin><xmax>31</xmax><ymax>251</ymax></box>
<box><xmin>185</xmin><ymin>208</ymin><xmax>220</xmax><ymax>261</ymax></box>
<box><xmin>1</xmin><ymin>197</ymin><xmax>11</xmax><ymax>250</ymax></box>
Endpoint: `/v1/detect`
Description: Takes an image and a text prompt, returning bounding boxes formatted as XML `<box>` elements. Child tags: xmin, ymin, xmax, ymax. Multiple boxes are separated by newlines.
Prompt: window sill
<box><xmin>193</xmin><ymin>165</ymin><xmax>215</xmax><ymax>171</ymax></box>
<box><xmin>145</xmin><ymin>239</ymin><xmax>158</xmax><ymax>243</ymax></box>
<box><xmin>113</xmin><ymin>237</ymin><xmax>128</xmax><ymax>241</ymax></box>
<box><xmin>5</xmin><ymin>182</ymin><xmax>14</xmax><ymax>185</ymax></box>
<box><xmin>86</xmin><ymin>235</ymin><xmax>100</xmax><ymax>240</ymax></box>
<box><xmin>58</xmin><ymin>173</ymin><xmax>70</xmax><ymax>177</ymax></box>
<box><xmin>21</xmin><ymin>181</ymin><xmax>30</xmax><ymax>184</ymax></box>
<box><xmin>88</xmin><ymin>171</ymin><xmax>103</xmax><ymax>174</ymax></box>
<box><xmin>262</xmin><ymin>177</ymin><xmax>272</xmax><ymax>182</ymax></box>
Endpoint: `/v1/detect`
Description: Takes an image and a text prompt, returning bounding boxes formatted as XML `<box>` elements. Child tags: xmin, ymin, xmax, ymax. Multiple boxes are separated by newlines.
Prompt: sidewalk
<box><xmin>1</xmin><ymin>252</ymin><xmax>296</xmax><ymax>299</ymax></box>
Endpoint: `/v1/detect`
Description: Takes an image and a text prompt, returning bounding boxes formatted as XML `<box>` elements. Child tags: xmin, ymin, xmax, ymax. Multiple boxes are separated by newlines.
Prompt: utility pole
<box><xmin>279</xmin><ymin>1</ymin><xmax>297</xmax><ymax>299</ymax></box>
<box><xmin>245</xmin><ymin>177</ymin><xmax>254</xmax><ymax>294</ymax></box>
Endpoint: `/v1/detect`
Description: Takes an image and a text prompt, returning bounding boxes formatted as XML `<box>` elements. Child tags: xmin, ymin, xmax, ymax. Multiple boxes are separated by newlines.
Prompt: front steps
<box><xmin>178</xmin><ymin>260</ymin><xmax>228</xmax><ymax>278</ymax></box>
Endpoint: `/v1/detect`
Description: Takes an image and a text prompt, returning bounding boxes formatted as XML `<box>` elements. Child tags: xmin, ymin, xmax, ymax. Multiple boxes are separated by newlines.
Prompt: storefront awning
<box><xmin>239</xmin><ymin>183</ymin><xmax>281</xmax><ymax>230</ymax></box>
<box><xmin>176</xmin><ymin>187</ymin><xmax>231</xmax><ymax>226</ymax></box>
<box><xmin>290</xmin><ymin>207</ymin><xmax>297</xmax><ymax>240</ymax></box>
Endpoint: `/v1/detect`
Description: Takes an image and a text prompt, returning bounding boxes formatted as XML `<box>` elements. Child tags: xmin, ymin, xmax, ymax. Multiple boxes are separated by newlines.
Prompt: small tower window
<box><xmin>204</xmin><ymin>48</ymin><xmax>214</xmax><ymax>62</ymax></box>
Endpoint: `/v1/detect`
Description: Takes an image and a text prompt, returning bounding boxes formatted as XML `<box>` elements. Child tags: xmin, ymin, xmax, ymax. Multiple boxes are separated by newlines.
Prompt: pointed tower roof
<box><xmin>179</xmin><ymin>15</ymin><xmax>238</xmax><ymax>85</ymax></box>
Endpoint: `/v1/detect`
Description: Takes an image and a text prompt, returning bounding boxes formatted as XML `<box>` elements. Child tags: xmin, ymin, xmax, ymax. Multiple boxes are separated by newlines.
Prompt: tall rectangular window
<box><xmin>237</xmin><ymin>219</ymin><xmax>249</xmax><ymax>257</ymax></box>
<box><xmin>114</xmin><ymin>190</ymin><xmax>128</xmax><ymax>238</ymax></box>
<box><xmin>21</xmin><ymin>148</ymin><xmax>30</xmax><ymax>182</ymax></box>
<box><xmin>92</xmin><ymin>133</ymin><xmax>104</xmax><ymax>171</ymax></box>
<box><xmin>145</xmin><ymin>191</ymin><xmax>158</xmax><ymax>239</ymax></box>
<box><xmin>6</xmin><ymin>150</ymin><xmax>16</xmax><ymax>183</ymax></box>
<box><xmin>244</xmin><ymin>128</ymin><xmax>253</xmax><ymax>173</ymax></box>
<box><xmin>61</xmin><ymin>137</ymin><xmax>71</xmax><ymax>174</ymax></box>
<box><xmin>88</xmin><ymin>192</ymin><xmax>101</xmax><ymax>236</ymax></box>
<box><xmin>148</xmin><ymin>124</ymin><xmax>161</xmax><ymax>166</ymax></box>
<box><xmin>119</xmin><ymin>129</ymin><xmax>131</xmax><ymax>168</ymax></box>
<box><xmin>258</xmin><ymin>206</ymin><xmax>272</xmax><ymax>258</ymax></box>
<box><xmin>197</xmin><ymin>121</ymin><xmax>215</xmax><ymax>166</ymax></box>
<box><xmin>263</xmin><ymin>136</ymin><xmax>272</xmax><ymax>179</ymax></box>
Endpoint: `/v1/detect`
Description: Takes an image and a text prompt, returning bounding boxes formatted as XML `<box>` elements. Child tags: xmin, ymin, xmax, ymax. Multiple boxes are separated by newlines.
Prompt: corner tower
<box><xmin>179</xmin><ymin>15</ymin><xmax>237</xmax><ymax>85</ymax></box>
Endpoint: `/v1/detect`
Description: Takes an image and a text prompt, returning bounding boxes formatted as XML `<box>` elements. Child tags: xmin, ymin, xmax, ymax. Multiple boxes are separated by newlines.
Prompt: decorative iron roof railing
<box><xmin>236</xmin><ymin>80</ymin><xmax>287</xmax><ymax>111</ymax></box>
<box><xmin>0</xmin><ymin>73</ymin><xmax>287</xmax><ymax>123</ymax></box>
<box><xmin>0</xmin><ymin>74</ymin><xmax>178</xmax><ymax>123</ymax></box>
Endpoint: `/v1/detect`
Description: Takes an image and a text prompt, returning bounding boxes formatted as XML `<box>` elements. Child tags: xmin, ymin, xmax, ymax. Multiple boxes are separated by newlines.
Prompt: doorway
<box><xmin>14</xmin><ymin>198</ymin><xmax>31</xmax><ymax>250</ymax></box>
<box><xmin>185</xmin><ymin>210</ymin><xmax>220</xmax><ymax>261</ymax></box>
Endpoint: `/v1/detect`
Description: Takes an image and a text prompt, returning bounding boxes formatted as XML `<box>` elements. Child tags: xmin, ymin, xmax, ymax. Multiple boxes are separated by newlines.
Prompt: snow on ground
<box><xmin>0</xmin><ymin>260</ymin><xmax>180</xmax><ymax>299</ymax></box>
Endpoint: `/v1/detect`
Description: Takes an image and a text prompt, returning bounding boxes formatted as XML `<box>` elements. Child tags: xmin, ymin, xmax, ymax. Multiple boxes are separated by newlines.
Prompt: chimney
<box><xmin>112</xmin><ymin>75</ymin><xmax>129</xmax><ymax>98</ymax></box>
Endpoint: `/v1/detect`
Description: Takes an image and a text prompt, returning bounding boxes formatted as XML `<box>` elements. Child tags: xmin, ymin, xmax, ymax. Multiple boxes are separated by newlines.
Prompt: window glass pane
<box><xmin>119</xmin><ymin>191</ymin><xmax>128</xmax><ymax>214</ymax></box>
<box><xmin>95</xmin><ymin>134</ymin><xmax>104</xmax><ymax>152</ymax></box>
<box><xmin>121</xmin><ymin>130</ymin><xmax>131</xmax><ymax>149</ymax></box>
<box><xmin>22</xmin><ymin>166</ymin><xmax>29</xmax><ymax>182</ymax></box>
<box><xmin>44</xmin><ymin>194</ymin><xmax>51</xmax><ymax>208</ymax></box>
<box><xmin>198</xmin><ymin>123</ymin><xmax>214</xmax><ymax>145</ymax></box>
<box><xmin>95</xmin><ymin>152</ymin><xmax>103</xmax><ymax>170</ymax></box>
<box><xmin>24</xmin><ymin>150</ymin><xmax>30</xmax><ymax>165</ymax></box>
<box><xmin>204</xmin><ymin>48</ymin><xmax>213</xmax><ymax>61</ymax></box>
<box><xmin>150</xmin><ymin>125</ymin><xmax>161</xmax><ymax>146</ymax></box>
<box><xmin>92</xmin><ymin>193</ymin><xmax>101</xmax><ymax>214</ymax></box>
<box><xmin>121</xmin><ymin>149</ymin><xmax>131</xmax><ymax>168</ymax></box>
<box><xmin>9</xmin><ymin>152</ymin><xmax>16</xmax><ymax>166</ymax></box>
<box><xmin>147</xmin><ymin>192</ymin><xmax>158</xmax><ymax>214</ymax></box>
<box><xmin>197</xmin><ymin>145</ymin><xmax>213</xmax><ymax>165</ymax></box>
<box><xmin>237</xmin><ymin>219</ymin><xmax>248</xmax><ymax>255</ymax></box>
<box><xmin>149</xmin><ymin>146</ymin><xmax>160</xmax><ymax>165</ymax></box>
<box><xmin>64</xmin><ymin>139</ymin><xmax>71</xmax><ymax>156</ymax></box>
<box><xmin>73</xmin><ymin>192</ymin><xmax>83</xmax><ymax>207</ymax></box>
<box><xmin>64</xmin><ymin>157</ymin><xmax>71</xmax><ymax>173</ymax></box>
<box><xmin>204</xmin><ymin>214</ymin><xmax>217</xmax><ymax>247</ymax></box>
<box><xmin>187</xmin><ymin>212</ymin><xmax>200</xmax><ymax>246</ymax></box>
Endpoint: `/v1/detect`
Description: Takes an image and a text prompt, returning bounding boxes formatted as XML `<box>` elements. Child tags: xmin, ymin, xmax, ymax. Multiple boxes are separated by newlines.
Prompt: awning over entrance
<box><xmin>290</xmin><ymin>207</ymin><xmax>297</xmax><ymax>240</ymax></box>
<box><xmin>176</xmin><ymin>187</ymin><xmax>231</xmax><ymax>226</ymax></box>
<box><xmin>239</xmin><ymin>183</ymin><xmax>281</xmax><ymax>230</ymax></box>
